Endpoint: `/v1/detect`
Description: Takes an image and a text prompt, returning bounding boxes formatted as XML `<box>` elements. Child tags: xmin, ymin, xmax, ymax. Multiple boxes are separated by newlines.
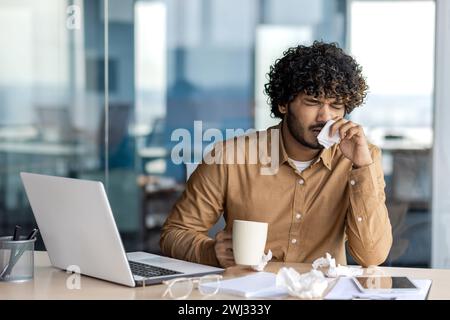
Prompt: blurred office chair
<box><xmin>384</xmin><ymin>199</ymin><xmax>431</xmax><ymax>267</ymax></box>
<box><xmin>392</xmin><ymin>150</ymin><xmax>431</xmax><ymax>208</ymax></box>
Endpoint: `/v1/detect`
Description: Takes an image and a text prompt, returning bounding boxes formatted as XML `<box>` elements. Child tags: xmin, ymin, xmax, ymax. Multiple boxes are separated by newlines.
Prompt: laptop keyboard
<box><xmin>129</xmin><ymin>260</ymin><xmax>181</xmax><ymax>279</ymax></box>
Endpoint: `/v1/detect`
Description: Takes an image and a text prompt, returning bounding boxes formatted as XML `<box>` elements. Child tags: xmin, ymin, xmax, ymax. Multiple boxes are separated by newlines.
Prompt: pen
<box><xmin>1</xmin><ymin>225</ymin><xmax>22</xmax><ymax>279</ymax></box>
<box><xmin>12</xmin><ymin>225</ymin><xmax>21</xmax><ymax>241</ymax></box>
<box><xmin>26</xmin><ymin>228</ymin><xmax>39</xmax><ymax>240</ymax></box>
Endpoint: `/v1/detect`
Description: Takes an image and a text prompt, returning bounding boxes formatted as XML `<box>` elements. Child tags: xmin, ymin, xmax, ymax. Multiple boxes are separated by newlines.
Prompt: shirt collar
<box><xmin>316</xmin><ymin>145</ymin><xmax>335</xmax><ymax>171</ymax></box>
<box><xmin>269</xmin><ymin>121</ymin><xmax>335</xmax><ymax>171</ymax></box>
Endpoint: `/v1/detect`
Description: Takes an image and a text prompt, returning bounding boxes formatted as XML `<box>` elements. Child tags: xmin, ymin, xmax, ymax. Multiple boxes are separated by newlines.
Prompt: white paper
<box><xmin>201</xmin><ymin>272</ymin><xmax>288</xmax><ymax>298</ymax></box>
<box><xmin>317</xmin><ymin>120</ymin><xmax>340</xmax><ymax>149</ymax></box>
<box><xmin>324</xmin><ymin>277</ymin><xmax>432</xmax><ymax>300</ymax></box>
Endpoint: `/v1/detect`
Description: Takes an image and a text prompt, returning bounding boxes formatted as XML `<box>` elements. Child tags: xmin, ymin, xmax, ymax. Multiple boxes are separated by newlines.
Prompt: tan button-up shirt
<box><xmin>160</xmin><ymin>122</ymin><xmax>392</xmax><ymax>267</ymax></box>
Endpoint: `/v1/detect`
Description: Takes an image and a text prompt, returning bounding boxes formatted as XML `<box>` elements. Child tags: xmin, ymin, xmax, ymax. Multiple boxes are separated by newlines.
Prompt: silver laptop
<box><xmin>20</xmin><ymin>172</ymin><xmax>223</xmax><ymax>287</ymax></box>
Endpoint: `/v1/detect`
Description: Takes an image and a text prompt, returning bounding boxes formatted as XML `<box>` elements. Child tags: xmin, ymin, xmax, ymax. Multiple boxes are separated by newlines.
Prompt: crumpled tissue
<box><xmin>251</xmin><ymin>250</ymin><xmax>273</xmax><ymax>271</ymax></box>
<box><xmin>274</xmin><ymin>253</ymin><xmax>364</xmax><ymax>299</ymax></box>
<box><xmin>312</xmin><ymin>252</ymin><xmax>363</xmax><ymax>278</ymax></box>
<box><xmin>276</xmin><ymin>267</ymin><xmax>329</xmax><ymax>299</ymax></box>
<box><xmin>317</xmin><ymin>120</ymin><xmax>341</xmax><ymax>149</ymax></box>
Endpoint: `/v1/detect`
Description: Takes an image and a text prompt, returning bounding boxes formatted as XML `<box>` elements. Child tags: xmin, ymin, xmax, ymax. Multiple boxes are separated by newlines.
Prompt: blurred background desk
<box><xmin>0</xmin><ymin>138</ymin><xmax>94</xmax><ymax>246</ymax></box>
<box><xmin>0</xmin><ymin>251</ymin><xmax>449</xmax><ymax>299</ymax></box>
<box><xmin>137</xmin><ymin>175</ymin><xmax>184</xmax><ymax>254</ymax></box>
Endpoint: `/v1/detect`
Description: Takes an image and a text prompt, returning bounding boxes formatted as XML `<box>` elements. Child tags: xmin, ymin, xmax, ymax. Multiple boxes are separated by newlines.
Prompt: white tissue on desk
<box><xmin>312</xmin><ymin>252</ymin><xmax>363</xmax><ymax>278</ymax></box>
<box><xmin>251</xmin><ymin>250</ymin><xmax>273</xmax><ymax>271</ymax></box>
<box><xmin>317</xmin><ymin>120</ymin><xmax>341</xmax><ymax>149</ymax></box>
<box><xmin>312</xmin><ymin>252</ymin><xmax>336</xmax><ymax>270</ymax></box>
<box><xmin>276</xmin><ymin>267</ymin><xmax>329</xmax><ymax>299</ymax></box>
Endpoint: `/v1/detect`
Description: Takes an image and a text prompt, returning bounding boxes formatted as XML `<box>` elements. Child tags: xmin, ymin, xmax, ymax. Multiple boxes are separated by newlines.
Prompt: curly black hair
<box><xmin>264</xmin><ymin>41</ymin><xmax>368</xmax><ymax>118</ymax></box>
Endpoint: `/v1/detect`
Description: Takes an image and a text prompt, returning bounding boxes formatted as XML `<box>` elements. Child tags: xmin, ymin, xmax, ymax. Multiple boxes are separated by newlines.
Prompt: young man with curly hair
<box><xmin>160</xmin><ymin>41</ymin><xmax>392</xmax><ymax>268</ymax></box>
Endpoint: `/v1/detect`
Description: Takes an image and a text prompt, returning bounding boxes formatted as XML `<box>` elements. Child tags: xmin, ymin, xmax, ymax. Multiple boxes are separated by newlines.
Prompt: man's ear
<box><xmin>278</xmin><ymin>104</ymin><xmax>287</xmax><ymax>115</ymax></box>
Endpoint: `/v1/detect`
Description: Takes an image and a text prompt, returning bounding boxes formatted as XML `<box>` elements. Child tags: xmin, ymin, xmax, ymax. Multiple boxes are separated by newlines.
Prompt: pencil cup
<box><xmin>0</xmin><ymin>236</ymin><xmax>36</xmax><ymax>282</ymax></box>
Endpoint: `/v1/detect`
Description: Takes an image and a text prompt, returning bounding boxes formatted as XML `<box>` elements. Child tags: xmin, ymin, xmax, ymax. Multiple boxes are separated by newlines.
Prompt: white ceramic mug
<box><xmin>232</xmin><ymin>219</ymin><xmax>268</xmax><ymax>266</ymax></box>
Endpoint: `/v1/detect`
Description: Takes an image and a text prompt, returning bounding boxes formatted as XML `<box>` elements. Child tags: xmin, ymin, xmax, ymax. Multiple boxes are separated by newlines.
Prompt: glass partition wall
<box><xmin>0</xmin><ymin>0</ymin><xmax>107</xmax><ymax>248</ymax></box>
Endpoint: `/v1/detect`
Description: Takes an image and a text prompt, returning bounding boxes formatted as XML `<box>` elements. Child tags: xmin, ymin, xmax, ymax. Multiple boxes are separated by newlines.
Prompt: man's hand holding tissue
<box><xmin>214</xmin><ymin>230</ymin><xmax>235</xmax><ymax>268</ymax></box>
<box><xmin>329</xmin><ymin>117</ymin><xmax>373</xmax><ymax>169</ymax></box>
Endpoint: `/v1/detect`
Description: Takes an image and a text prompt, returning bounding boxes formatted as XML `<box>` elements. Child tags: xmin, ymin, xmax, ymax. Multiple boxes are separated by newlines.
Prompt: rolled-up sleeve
<box><xmin>160</xmin><ymin>160</ymin><xmax>227</xmax><ymax>266</ymax></box>
<box><xmin>345</xmin><ymin>145</ymin><xmax>393</xmax><ymax>267</ymax></box>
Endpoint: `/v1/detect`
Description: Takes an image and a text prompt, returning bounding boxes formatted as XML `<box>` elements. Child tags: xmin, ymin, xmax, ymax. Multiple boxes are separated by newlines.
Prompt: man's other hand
<box><xmin>214</xmin><ymin>230</ymin><xmax>235</xmax><ymax>268</ymax></box>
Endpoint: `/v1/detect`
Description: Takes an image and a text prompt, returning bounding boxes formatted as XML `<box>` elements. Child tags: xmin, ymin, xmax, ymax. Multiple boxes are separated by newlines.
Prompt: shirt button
<box><xmin>350</xmin><ymin>179</ymin><xmax>356</xmax><ymax>186</ymax></box>
<box><xmin>291</xmin><ymin>238</ymin><xmax>297</xmax><ymax>244</ymax></box>
<box><xmin>296</xmin><ymin>213</ymin><xmax>302</xmax><ymax>220</ymax></box>
<box><xmin>298</xmin><ymin>179</ymin><xmax>305</xmax><ymax>185</ymax></box>
<box><xmin>357</xmin><ymin>217</ymin><xmax>363</xmax><ymax>222</ymax></box>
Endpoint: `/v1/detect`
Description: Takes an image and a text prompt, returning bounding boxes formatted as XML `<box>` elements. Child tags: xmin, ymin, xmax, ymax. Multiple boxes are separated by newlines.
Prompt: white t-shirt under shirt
<box><xmin>289</xmin><ymin>158</ymin><xmax>314</xmax><ymax>173</ymax></box>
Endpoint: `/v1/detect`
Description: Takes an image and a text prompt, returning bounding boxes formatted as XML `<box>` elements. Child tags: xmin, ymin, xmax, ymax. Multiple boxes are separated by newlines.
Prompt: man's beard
<box><xmin>286</xmin><ymin>105</ymin><xmax>324</xmax><ymax>150</ymax></box>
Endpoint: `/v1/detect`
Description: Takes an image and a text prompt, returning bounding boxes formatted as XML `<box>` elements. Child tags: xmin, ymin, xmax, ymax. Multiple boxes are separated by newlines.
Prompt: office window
<box><xmin>349</xmin><ymin>0</ymin><xmax>435</xmax><ymax>267</ymax></box>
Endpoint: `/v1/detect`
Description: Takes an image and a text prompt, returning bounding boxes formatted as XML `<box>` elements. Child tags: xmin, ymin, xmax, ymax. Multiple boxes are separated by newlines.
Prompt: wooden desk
<box><xmin>1</xmin><ymin>251</ymin><xmax>449</xmax><ymax>299</ymax></box>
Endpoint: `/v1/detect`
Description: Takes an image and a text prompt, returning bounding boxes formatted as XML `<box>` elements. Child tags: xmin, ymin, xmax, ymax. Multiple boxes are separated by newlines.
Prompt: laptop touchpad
<box><xmin>141</xmin><ymin>257</ymin><xmax>173</xmax><ymax>265</ymax></box>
